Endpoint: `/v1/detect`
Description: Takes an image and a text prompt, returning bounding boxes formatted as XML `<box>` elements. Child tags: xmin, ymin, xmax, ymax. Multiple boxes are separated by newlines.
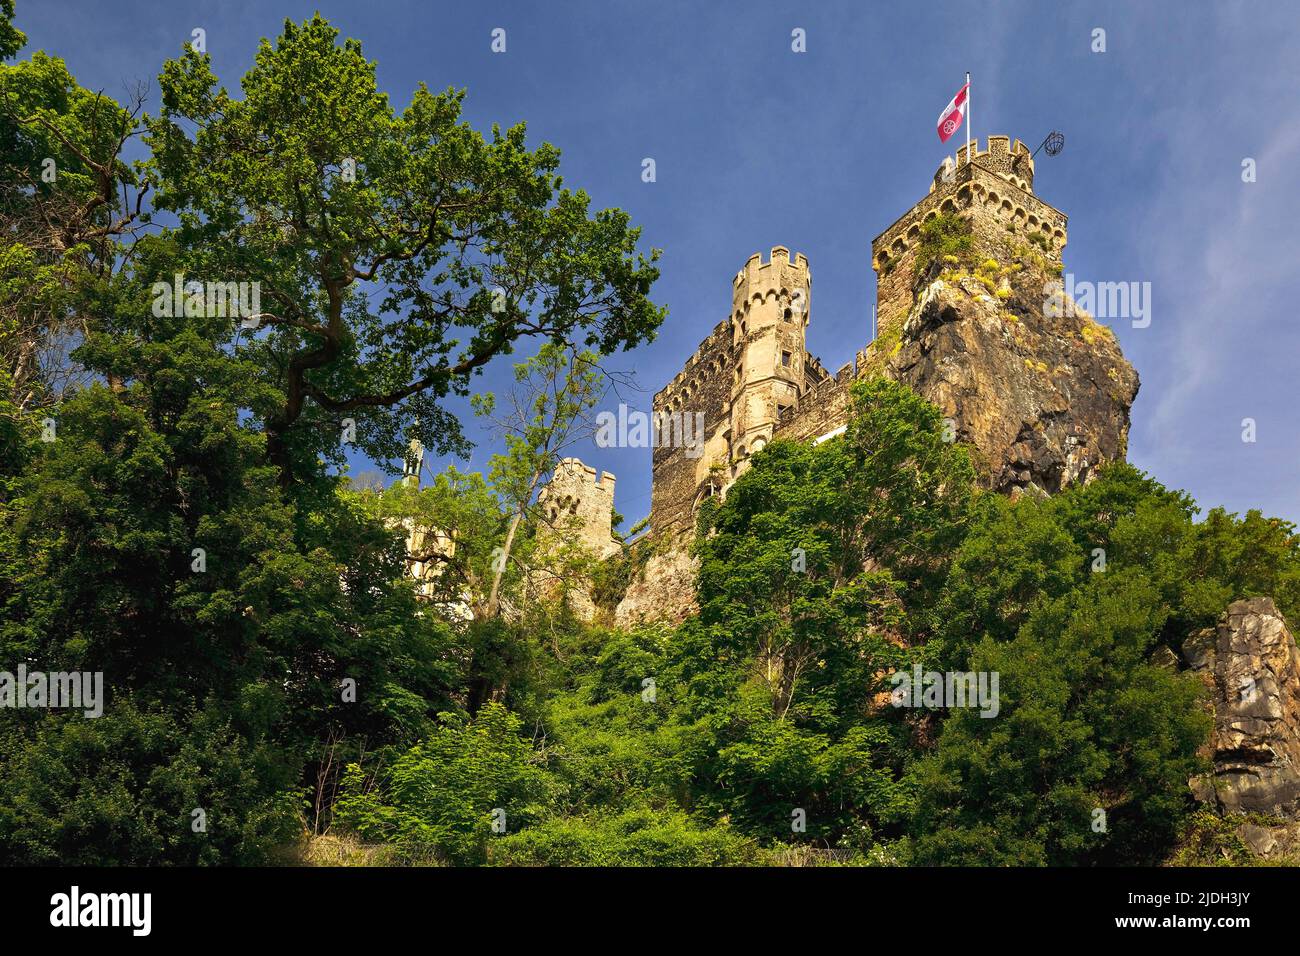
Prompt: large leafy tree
<box><xmin>917</xmin><ymin>461</ymin><xmax>1300</xmax><ymax>864</ymax></box>
<box><xmin>145</xmin><ymin>15</ymin><xmax>664</xmax><ymax>488</ymax></box>
<box><xmin>911</xmin><ymin>573</ymin><xmax>1211</xmax><ymax>865</ymax></box>
<box><xmin>671</xmin><ymin>379</ymin><xmax>975</xmax><ymax>841</ymax></box>
<box><xmin>0</xmin><ymin>9</ymin><xmax>663</xmax><ymax>863</ymax></box>
<box><xmin>693</xmin><ymin>378</ymin><xmax>975</xmax><ymax>718</ymax></box>
<box><xmin>934</xmin><ymin>461</ymin><xmax>1300</xmax><ymax>670</ymax></box>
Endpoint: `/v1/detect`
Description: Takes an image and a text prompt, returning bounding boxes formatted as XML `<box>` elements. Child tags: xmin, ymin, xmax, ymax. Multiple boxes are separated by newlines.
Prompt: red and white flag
<box><xmin>936</xmin><ymin>81</ymin><xmax>969</xmax><ymax>143</ymax></box>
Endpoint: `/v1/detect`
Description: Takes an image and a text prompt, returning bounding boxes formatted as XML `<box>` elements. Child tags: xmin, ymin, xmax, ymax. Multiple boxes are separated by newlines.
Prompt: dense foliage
<box><xmin>3</xmin><ymin>5</ymin><xmax>1299</xmax><ymax>867</ymax></box>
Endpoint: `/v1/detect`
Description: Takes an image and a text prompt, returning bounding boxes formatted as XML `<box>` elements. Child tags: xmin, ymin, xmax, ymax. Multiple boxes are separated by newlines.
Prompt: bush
<box><xmin>915</xmin><ymin>213</ymin><xmax>973</xmax><ymax>276</ymax></box>
<box><xmin>0</xmin><ymin>698</ymin><xmax>299</xmax><ymax>865</ymax></box>
<box><xmin>489</xmin><ymin>807</ymin><xmax>762</xmax><ymax>866</ymax></box>
<box><xmin>334</xmin><ymin>703</ymin><xmax>558</xmax><ymax>865</ymax></box>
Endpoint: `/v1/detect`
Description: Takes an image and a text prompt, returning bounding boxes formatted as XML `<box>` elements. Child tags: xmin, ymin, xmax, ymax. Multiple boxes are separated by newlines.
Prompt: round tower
<box><xmin>728</xmin><ymin>247</ymin><xmax>810</xmax><ymax>472</ymax></box>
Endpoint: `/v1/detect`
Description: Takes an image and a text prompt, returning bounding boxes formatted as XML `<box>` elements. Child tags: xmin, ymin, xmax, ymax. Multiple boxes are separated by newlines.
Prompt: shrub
<box><xmin>915</xmin><ymin>213</ymin><xmax>973</xmax><ymax>276</ymax></box>
<box><xmin>0</xmin><ymin>699</ymin><xmax>299</xmax><ymax>865</ymax></box>
<box><xmin>489</xmin><ymin>807</ymin><xmax>762</xmax><ymax>866</ymax></box>
<box><xmin>334</xmin><ymin>703</ymin><xmax>558</xmax><ymax>864</ymax></box>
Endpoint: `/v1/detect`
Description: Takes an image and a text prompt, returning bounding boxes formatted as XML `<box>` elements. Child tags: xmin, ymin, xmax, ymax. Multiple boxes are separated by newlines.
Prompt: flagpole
<box><xmin>966</xmin><ymin>71</ymin><xmax>971</xmax><ymax>167</ymax></box>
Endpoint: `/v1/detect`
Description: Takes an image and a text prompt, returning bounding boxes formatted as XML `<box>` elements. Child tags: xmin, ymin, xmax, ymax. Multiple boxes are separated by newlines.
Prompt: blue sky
<box><xmin>17</xmin><ymin>0</ymin><xmax>1300</xmax><ymax>525</ymax></box>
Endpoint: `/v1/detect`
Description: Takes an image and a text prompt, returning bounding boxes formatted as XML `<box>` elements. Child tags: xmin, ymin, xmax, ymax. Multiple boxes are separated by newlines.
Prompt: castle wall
<box><xmin>773</xmin><ymin>351</ymin><xmax>866</xmax><ymax>444</ymax></box>
<box><xmin>538</xmin><ymin>457</ymin><xmax>621</xmax><ymax>559</ymax></box>
<box><xmin>649</xmin><ymin>319</ymin><xmax>736</xmax><ymax>541</ymax></box>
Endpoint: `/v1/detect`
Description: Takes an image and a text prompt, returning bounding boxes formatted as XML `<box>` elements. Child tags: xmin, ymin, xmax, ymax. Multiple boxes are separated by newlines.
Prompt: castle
<box><xmin>492</xmin><ymin>134</ymin><xmax>1135</xmax><ymax>625</ymax></box>
<box><xmin>646</xmin><ymin>134</ymin><xmax>1069</xmax><ymax>542</ymax></box>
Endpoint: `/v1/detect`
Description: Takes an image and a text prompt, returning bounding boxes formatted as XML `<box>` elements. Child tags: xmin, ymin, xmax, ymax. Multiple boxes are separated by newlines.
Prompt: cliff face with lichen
<box><xmin>885</xmin><ymin>253</ymin><xmax>1138</xmax><ymax>499</ymax></box>
<box><xmin>1185</xmin><ymin>598</ymin><xmax>1300</xmax><ymax>820</ymax></box>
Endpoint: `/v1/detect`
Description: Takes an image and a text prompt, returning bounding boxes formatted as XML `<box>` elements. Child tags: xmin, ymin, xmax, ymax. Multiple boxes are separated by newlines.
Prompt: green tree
<box><xmin>0</xmin><ymin>17</ymin><xmax>149</xmax><ymax>415</ymax></box>
<box><xmin>473</xmin><ymin>343</ymin><xmax>608</xmax><ymax>618</ymax></box>
<box><xmin>675</xmin><ymin>379</ymin><xmax>973</xmax><ymax>842</ymax></box>
<box><xmin>912</xmin><ymin>573</ymin><xmax>1211</xmax><ymax>865</ymax></box>
<box><xmin>145</xmin><ymin>15</ymin><xmax>664</xmax><ymax>488</ymax></box>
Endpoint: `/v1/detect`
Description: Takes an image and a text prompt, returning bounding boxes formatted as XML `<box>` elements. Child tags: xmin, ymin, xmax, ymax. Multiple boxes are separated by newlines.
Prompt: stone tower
<box><xmin>649</xmin><ymin>247</ymin><xmax>826</xmax><ymax>541</ymax></box>
<box><xmin>729</xmin><ymin>247</ymin><xmax>811</xmax><ymax>468</ymax></box>
<box><xmin>537</xmin><ymin>457</ymin><xmax>621</xmax><ymax>560</ymax></box>
<box><xmin>870</xmin><ymin>135</ymin><xmax>1069</xmax><ymax>352</ymax></box>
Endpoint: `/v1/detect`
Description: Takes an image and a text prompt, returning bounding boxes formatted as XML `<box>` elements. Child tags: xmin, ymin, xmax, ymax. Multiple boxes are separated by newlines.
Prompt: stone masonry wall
<box><xmin>649</xmin><ymin>319</ymin><xmax>735</xmax><ymax>543</ymax></box>
<box><xmin>538</xmin><ymin>457</ymin><xmax>621</xmax><ymax>560</ymax></box>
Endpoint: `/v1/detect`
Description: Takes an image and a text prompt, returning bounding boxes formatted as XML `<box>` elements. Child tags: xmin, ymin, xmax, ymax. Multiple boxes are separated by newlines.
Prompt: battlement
<box><xmin>655</xmin><ymin>318</ymin><xmax>733</xmax><ymax>406</ymax></box>
<box><xmin>933</xmin><ymin>135</ymin><xmax>1035</xmax><ymax>193</ymax></box>
<box><xmin>732</xmin><ymin>247</ymin><xmax>811</xmax><ymax>316</ymax></box>
<box><xmin>805</xmin><ymin>352</ymin><xmax>830</xmax><ymax>383</ymax></box>
<box><xmin>549</xmin><ymin>457</ymin><xmax>615</xmax><ymax>491</ymax></box>
<box><xmin>771</xmin><ymin>350</ymin><xmax>861</xmax><ymax>444</ymax></box>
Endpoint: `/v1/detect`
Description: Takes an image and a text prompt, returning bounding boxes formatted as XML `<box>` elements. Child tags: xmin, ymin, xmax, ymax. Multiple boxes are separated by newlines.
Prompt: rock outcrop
<box><xmin>613</xmin><ymin>548</ymin><xmax>699</xmax><ymax>629</ymax></box>
<box><xmin>1184</xmin><ymin>597</ymin><xmax>1300</xmax><ymax>818</ymax></box>
<box><xmin>887</xmin><ymin>263</ymin><xmax>1138</xmax><ymax>497</ymax></box>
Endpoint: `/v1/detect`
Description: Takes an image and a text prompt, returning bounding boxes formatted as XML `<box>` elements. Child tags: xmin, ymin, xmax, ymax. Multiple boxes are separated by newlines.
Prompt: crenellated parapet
<box><xmin>733</xmin><ymin>247</ymin><xmax>811</xmax><ymax>312</ymax></box>
<box><xmin>655</xmin><ymin>318</ymin><xmax>734</xmax><ymax>414</ymax></box>
<box><xmin>935</xmin><ymin>134</ymin><xmax>1035</xmax><ymax>192</ymax></box>
<box><xmin>772</xmin><ymin>352</ymin><xmax>861</xmax><ymax>443</ymax></box>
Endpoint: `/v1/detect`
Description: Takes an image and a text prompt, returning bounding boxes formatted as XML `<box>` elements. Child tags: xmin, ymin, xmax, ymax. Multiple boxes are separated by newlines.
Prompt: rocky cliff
<box><xmin>886</xmin><ymin>255</ymin><xmax>1138</xmax><ymax>498</ymax></box>
<box><xmin>1185</xmin><ymin>597</ymin><xmax>1300</xmax><ymax>819</ymax></box>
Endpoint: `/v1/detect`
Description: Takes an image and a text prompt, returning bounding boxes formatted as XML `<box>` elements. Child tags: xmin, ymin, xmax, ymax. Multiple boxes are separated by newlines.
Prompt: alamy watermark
<box><xmin>595</xmin><ymin>403</ymin><xmax>705</xmax><ymax>459</ymax></box>
<box><xmin>151</xmin><ymin>274</ymin><xmax>264</xmax><ymax>327</ymax></box>
<box><xmin>0</xmin><ymin>666</ymin><xmax>103</xmax><ymax>718</ymax></box>
<box><xmin>50</xmin><ymin>886</ymin><xmax>150</xmax><ymax>936</ymax></box>
<box><xmin>889</xmin><ymin>664</ymin><xmax>1000</xmax><ymax>718</ymax></box>
<box><xmin>1044</xmin><ymin>273</ymin><xmax>1151</xmax><ymax>328</ymax></box>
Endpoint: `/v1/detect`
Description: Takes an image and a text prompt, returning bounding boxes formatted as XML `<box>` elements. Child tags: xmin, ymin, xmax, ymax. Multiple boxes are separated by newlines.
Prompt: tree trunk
<box><xmin>484</xmin><ymin>472</ymin><xmax>541</xmax><ymax>618</ymax></box>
